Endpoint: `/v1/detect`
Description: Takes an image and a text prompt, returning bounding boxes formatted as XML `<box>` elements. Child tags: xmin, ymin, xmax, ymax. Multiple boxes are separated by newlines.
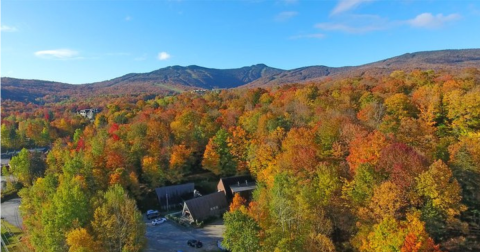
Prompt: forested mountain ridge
<box><xmin>2</xmin><ymin>49</ymin><xmax>479</xmax><ymax>103</ymax></box>
<box><xmin>1</xmin><ymin>78</ymin><xmax>81</xmax><ymax>103</ymax></box>
<box><xmin>0</xmin><ymin>64</ymin><xmax>283</xmax><ymax>103</ymax></box>
<box><xmin>244</xmin><ymin>49</ymin><xmax>480</xmax><ymax>87</ymax></box>
<box><xmin>92</xmin><ymin>64</ymin><xmax>284</xmax><ymax>89</ymax></box>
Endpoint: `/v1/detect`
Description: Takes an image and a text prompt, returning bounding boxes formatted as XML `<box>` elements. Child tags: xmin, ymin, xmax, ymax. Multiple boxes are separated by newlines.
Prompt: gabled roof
<box><xmin>155</xmin><ymin>183</ymin><xmax>195</xmax><ymax>198</ymax></box>
<box><xmin>218</xmin><ymin>175</ymin><xmax>255</xmax><ymax>199</ymax></box>
<box><xmin>155</xmin><ymin>183</ymin><xmax>195</xmax><ymax>208</ymax></box>
<box><xmin>184</xmin><ymin>192</ymin><xmax>228</xmax><ymax>222</ymax></box>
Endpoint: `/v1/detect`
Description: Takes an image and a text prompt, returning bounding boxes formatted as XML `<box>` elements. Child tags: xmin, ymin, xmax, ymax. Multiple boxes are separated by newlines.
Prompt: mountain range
<box><xmin>2</xmin><ymin>49</ymin><xmax>479</xmax><ymax>103</ymax></box>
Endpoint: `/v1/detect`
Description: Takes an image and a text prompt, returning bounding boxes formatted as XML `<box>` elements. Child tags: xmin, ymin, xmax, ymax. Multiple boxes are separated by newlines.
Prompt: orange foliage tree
<box><xmin>347</xmin><ymin>130</ymin><xmax>389</xmax><ymax>174</ymax></box>
<box><xmin>230</xmin><ymin>193</ymin><xmax>247</xmax><ymax>212</ymax></box>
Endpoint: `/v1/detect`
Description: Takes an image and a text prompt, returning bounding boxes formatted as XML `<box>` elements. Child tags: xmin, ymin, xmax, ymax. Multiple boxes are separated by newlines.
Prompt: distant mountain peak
<box><xmin>2</xmin><ymin>49</ymin><xmax>479</xmax><ymax>102</ymax></box>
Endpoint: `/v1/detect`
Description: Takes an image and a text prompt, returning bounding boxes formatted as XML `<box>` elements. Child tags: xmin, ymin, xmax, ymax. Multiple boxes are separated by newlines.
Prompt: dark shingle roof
<box><xmin>184</xmin><ymin>192</ymin><xmax>228</xmax><ymax>222</ymax></box>
<box><xmin>155</xmin><ymin>183</ymin><xmax>195</xmax><ymax>208</ymax></box>
<box><xmin>218</xmin><ymin>175</ymin><xmax>255</xmax><ymax>199</ymax></box>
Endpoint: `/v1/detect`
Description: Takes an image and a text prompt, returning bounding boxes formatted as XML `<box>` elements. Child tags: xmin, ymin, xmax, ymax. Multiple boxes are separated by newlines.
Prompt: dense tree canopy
<box><xmin>3</xmin><ymin>68</ymin><xmax>480</xmax><ymax>251</ymax></box>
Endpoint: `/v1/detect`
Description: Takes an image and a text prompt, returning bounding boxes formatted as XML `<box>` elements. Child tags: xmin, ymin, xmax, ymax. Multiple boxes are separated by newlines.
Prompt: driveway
<box><xmin>145</xmin><ymin>218</ymin><xmax>225</xmax><ymax>252</ymax></box>
<box><xmin>1</xmin><ymin>197</ymin><xmax>22</xmax><ymax>229</ymax></box>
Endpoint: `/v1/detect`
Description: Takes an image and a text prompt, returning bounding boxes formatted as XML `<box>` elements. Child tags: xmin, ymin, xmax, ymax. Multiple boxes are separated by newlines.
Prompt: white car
<box><xmin>152</xmin><ymin>218</ymin><xmax>166</xmax><ymax>225</ymax></box>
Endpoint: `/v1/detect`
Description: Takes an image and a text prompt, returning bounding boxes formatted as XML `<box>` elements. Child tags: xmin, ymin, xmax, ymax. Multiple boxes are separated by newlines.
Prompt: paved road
<box><xmin>145</xmin><ymin>218</ymin><xmax>225</xmax><ymax>252</ymax></box>
<box><xmin>1</xmin><ymin>197</ymin><xmax>22</xmax><ymax>229</ymax></box>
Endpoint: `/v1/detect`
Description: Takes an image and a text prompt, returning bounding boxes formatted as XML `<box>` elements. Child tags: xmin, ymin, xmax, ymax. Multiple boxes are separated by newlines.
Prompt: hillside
<box><xmin>91</xmin><ymin>64</ymin><xmax>283</xmax><ymax>90</ymax></box>
<box><xmin>368</xmin><ymin>49</ymin><xmax>480</xmax><ymax>67</ymax></box>
<box><xmin>244</xmin><ymin>49</ymin><xmax>480</xmax><ymax>87</ymax></box>
<box><xmin>0</xmin><ymin>78</ymin><xmax>79</xmax><ymax>103</ymax></box>
<box><xmin>243</xmin><ymin>65</ymin><xmax>351</xmax><ymax>88</ymax></box>
<box><xmin>0</xmin><ymin>64</ymin><xmax>284</xmax><ymax>103</ymax></box>
<box><xmin>2</xmin><ymin>49</ymin><xmax>479</xmax><ymax>102</ymax></box>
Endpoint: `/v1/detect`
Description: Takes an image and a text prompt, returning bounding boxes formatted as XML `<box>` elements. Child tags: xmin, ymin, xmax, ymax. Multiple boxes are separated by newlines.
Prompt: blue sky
<box><xmin>2</xmin><ymin>0</ymin><xmax>479</xmax><ymax>84</ymax></box>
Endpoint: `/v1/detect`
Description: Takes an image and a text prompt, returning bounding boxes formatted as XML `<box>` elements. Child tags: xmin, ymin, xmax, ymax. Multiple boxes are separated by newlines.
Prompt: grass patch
<box><xmin>1</xmin><ymin>220</ymin><xmax>24</xmax><ymax>252</ymax></box>
<box><xmin>153</xmin><ymin>83</ymin><xmax>185</xmax><ymax>93</ymax></box>
<box><xmin>166</xmin><ymin>212</ymin><xmax>192</xmax><ymax>227</ymax></box>
<box><xmin>165</xmin><ymin>211</ymin><xmax>224</xmax><ymax>229</ymax></box>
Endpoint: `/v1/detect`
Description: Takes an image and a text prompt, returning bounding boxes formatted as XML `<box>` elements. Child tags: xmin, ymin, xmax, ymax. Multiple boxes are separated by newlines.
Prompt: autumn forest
<box><xmin>2</xmin><ymin>68</ymin><xmax>480</xmax><ymax>252</ymax></box>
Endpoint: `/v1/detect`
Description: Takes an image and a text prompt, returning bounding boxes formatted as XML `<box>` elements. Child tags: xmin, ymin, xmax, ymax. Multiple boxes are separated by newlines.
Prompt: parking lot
<box><xmin>145</xmin><ymin>216</ymin><xmax>226</xmax><ymax>252</ymax></box>
<box><xmin>1</xmin><ymin>197</ymin><xmax>22</xmax><ymax>229</ymax></box>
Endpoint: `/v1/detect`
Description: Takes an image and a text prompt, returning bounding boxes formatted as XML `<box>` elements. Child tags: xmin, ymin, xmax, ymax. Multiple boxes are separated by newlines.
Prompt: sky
<box><xmin>1</xmin><ymin>0</ymin><xmax>480</xmax><ymax>84</ymax></box>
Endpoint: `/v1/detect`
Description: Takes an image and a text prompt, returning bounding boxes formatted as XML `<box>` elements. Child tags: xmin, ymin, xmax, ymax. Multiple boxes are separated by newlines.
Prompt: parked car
<box><xmin>187</xmin><ymin>239</ymin><xmax>203</xmax><ymax>248</ymax></box>
<box><xmin>146</xmin><ymin>210</ymin><xmax>160</xmax><ymax>220</ymax></box>
<box><xmin>152</xmin><ymin>217</ymin><xmax>166</xmax><ymax>225</ymax></box>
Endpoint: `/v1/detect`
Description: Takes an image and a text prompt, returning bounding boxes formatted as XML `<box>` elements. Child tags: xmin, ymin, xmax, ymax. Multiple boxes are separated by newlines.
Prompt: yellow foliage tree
<box><xmin>66</xmin><ymin>228</ymin><xmax>99</xmax><ymax>252</ymax></box>
<box><xmin>168</xmin><ymin>144</ymin><xmax>192</xmax><ymax>182</ymax></box>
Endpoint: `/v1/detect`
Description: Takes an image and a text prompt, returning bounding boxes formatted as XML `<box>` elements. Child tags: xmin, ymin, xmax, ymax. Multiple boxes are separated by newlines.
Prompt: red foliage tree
<box><xmin>377</xmin><ymin>143</ymin><xmax>428</xmax><ymax>190</ymax></box>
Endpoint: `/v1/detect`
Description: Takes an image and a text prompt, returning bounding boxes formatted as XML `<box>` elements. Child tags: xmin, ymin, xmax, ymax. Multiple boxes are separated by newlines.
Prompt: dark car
<box><xmin>187</xmin><ymin>239</ymin><xmax>203</xmax><ymax>248</ymax></box>
<box><xmin>146</xmin><ymin>210</ymin><xmax>160</xmax><ymax>220</ymax></box>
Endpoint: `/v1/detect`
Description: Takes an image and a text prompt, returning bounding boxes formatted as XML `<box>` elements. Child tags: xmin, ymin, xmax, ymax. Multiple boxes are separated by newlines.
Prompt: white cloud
<box><xmin>290</xmin><ymin>33</ymin><xmax>325</xmax><ymax>39</ymax></box>
<box><xmin>34</xmin><ymin>49</ymin><xmax>80</xmax><ymax>59</ymax></box>
<box><xmin>408</xmin><ymin>13</ymin><xmax>460</xmax><ymax>28</ymax></box>
<box><xmin>331</xmin><ymin>0</ymin><xmax>374</xmax><ymax>15</ymax></box>
<box><xmin>158</xmin><ymin>52</ymin><xmax>171</xmax><ymax>60</ymax></box>
<box><xmin>1</xmin><ymin>25</ymin><xmax>18</xmax><ymax>32</ymax></box>
<box><xmin>316</xmin><ymin>10</ymin><xmax>460</xmax><ymax>36</ymax></box>
<box><xmin>275</xmin><ymin>11</ymin><xmax>298</xmax><ymax>22</ymax></box>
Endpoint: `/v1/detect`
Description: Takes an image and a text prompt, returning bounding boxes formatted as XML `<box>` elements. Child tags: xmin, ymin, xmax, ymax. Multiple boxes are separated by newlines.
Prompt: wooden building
<box><xmin>155</xmin><ymin>183</ymin><xmax>195</xmax><ymax>211</ymax></box>
<box><xmin>182</xmin><ymin>192</ymin><xmax>228</xmax><ymax>223</ymax></box>
<box><xmin>217</xmin><ymin>175</ymin><xmax>256</xmax><ymax>201</ymax></box>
